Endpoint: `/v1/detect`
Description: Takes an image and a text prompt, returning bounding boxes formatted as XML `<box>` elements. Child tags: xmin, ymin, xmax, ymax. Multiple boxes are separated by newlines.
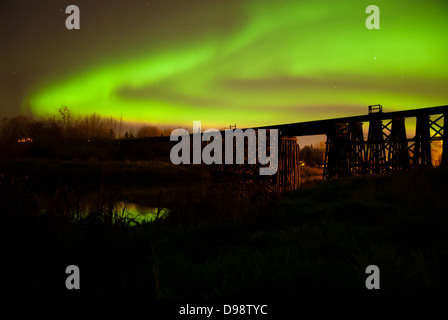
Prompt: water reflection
<box><xmin>114</xmin><ymin>202</ymin><xmax>170</xmax><ymax>225</ymax></box>
<box><xmin>35</xmin><ymin>166</ymin><xmax>325</xmax><ymax>229</ymax></box>
<box><xmin>68</xmin><ymin>168</ymin><xmax>319</xmax><ymax>226</ymax></box>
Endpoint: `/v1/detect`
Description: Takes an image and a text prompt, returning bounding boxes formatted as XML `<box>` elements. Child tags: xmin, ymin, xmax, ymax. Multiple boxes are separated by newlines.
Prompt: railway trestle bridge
<box><xmin>170</xmin><ymin>104</ymin><xmax>447</xmax><ymax>194</ymax></box>
<box><xmin>253</xmin><ymin>104</ymin><xmax>447</xmax><ymax>183</ymax></box>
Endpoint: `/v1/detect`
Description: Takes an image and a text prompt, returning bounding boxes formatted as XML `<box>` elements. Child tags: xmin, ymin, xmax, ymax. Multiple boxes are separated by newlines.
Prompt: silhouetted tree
<box><xmin>5</xmin><ymin>115</ymin><xmax>32</xmax><ymax>142</ymax></box>
<box><xmin>58</xmin><ymin>106</ymin><xmax>72</xmax><ymax>138</ymax></box>
<box><xmin>109</xmin><ymin>128</ymin><xmax>116</xmax><ymax>140</ymax></box>
<box><xmin>300</xmin><ymin>143</ymin><xmax>325</xmax><ymax>167</ymax></box>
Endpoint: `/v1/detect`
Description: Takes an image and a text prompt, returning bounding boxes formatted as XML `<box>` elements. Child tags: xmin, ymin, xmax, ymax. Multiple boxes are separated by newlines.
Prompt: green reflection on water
<box><xmin>116</xmin><ymin>202</ymin><xmax>169</xmax><ymax>225</ymax></box>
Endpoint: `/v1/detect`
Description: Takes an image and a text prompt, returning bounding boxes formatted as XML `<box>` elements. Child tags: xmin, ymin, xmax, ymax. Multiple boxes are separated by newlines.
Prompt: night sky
<box><xmin>1</xmin><ymin>0</ymin><xmax>448</xmax><ymax>129</ymax></box>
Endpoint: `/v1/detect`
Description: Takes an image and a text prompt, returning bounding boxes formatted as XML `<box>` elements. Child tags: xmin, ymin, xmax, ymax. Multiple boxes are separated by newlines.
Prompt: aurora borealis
<box><xmin>2</xmin><ymin>0</ymin><xmax>448</xmax><ymax>129</ymax></box>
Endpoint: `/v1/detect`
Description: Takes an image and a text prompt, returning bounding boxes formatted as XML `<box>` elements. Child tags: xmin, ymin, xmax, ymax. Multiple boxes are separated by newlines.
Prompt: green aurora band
<box><xmin>26</xmin><ymin>0</ymin><xmax>448</xmax><ymax>128</ymax></box>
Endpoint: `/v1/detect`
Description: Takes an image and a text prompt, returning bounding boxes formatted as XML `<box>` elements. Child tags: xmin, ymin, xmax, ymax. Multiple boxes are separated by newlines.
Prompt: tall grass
<box><xmin>1</xmin><ymin>162</ymin><xmax>448</xmax><ymax>299</ymax></box>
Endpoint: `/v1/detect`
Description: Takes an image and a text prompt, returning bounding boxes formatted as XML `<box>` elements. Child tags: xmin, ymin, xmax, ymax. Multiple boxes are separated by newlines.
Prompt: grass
<box><xmin>1</xmin><ymin>160</ymin><xmax>448</xmax><ymax>299</ymax></box>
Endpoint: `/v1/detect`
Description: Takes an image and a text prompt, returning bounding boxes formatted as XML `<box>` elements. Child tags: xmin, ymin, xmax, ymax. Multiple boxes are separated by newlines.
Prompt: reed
<box><xmin>1</xmin><ymin>162</ymin><xmax>448</xmax><ymax>298</ymax></box>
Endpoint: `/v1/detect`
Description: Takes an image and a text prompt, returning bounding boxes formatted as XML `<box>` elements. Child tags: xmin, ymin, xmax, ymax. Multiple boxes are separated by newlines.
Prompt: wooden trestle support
<box><xmin>324</xmin><ymin>113</ymin><xmax>446</xmax><ymax>179</ymax></box>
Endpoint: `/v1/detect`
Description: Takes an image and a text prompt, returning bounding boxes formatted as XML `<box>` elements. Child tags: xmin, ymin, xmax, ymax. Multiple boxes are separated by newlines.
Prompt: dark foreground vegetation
<box><xmin>1</xmin><ymin>157</ymin><xmax>447</xmax><ymax>299</ymax></box>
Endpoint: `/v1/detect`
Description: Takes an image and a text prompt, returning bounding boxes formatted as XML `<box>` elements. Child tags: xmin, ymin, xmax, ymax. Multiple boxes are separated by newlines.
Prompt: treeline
<box><xmin>299</xmin><ymin>142</ymin><xmax>325</xmax><ymax>167</ymax></box>
<box><xmin>0</xmin><ymin>107</ymin><xmax>328</xmax><ymax>165</ymax></box>
<box><xmin>0</xmin><ymin>107</ymin><xmax>173</xmax><ymax>144</ymax></box>
<box><xmin>0</xmin><ymin>107</ymin><xmax>173</xmax><ymax>161</ymax></box>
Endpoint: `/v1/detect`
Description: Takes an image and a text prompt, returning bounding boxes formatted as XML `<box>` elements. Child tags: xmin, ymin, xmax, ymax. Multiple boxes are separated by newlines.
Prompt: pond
<box><xmin>110</xmin><ymin>202</ymin><xmax>170</xmax><ymax>225</ymax></box>
<box><xmin>38</xmin><ymin>169</ymin><xmax>320</xmax><ymax>226</ymax></box>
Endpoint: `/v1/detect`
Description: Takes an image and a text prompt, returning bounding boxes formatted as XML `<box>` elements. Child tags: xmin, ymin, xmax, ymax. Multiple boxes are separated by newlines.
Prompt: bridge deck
<box><xmin>250</xmin><ymin>105</ymin><xmax>448</xmax><ymax>136</ymax></box>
